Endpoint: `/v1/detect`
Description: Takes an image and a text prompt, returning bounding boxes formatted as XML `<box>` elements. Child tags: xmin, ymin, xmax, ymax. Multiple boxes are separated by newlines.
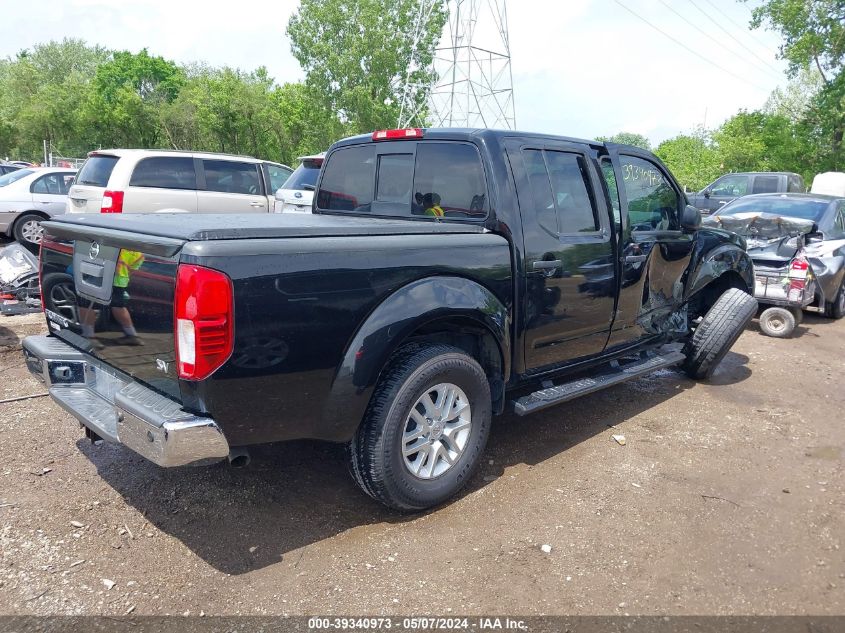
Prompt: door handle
<box><xmin>718</xmin><ymin>201</ymin><xmax>727</xmax><ymax>205</ymax></box>
<box><xmin>249</xmin><ymin>201</ymin><xmax>265</xmax><ymax>208</ymax></box>
<box><xmin>624</xmin><ymin>254</ymin><xmax>648</xmax><ymax>263</ymax></box>
<box><xmin>532</xmin><ymin>259</ymin><xmax>561</xmax><ymax>276</ymax></box>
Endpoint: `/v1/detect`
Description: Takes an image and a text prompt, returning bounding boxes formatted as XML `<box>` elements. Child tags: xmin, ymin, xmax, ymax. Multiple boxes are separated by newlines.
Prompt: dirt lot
<box><xmin>0</xmin><ymin>311</ymin><xmax>843</xmax><ymax>616</ymax></box>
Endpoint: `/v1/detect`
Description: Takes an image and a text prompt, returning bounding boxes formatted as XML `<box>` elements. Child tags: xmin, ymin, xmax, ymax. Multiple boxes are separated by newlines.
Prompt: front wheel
<box><xmin>682</xmin><ymin>288</ymin><xmax>757</xmax><ymax>380</ymax></box>
<box><xmin>349</xmin><ymin>343</ymin><xmax>492</xmax><ymax>511</ymax></box>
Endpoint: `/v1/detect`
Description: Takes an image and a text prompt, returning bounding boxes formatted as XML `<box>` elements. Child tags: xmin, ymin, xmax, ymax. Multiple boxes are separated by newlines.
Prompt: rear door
<box><xmin>196</xmin><ymin>159</ymin><xmax>268</xmax><ymax>213</ymax></box>
<box><xmin>30</xmin><ymin>172</ymin><xmax>75</xmax><ymax>216</ymax></box>
<box><xmin>751</xmin><ymin>174</ymin><xmax>781</xmax><ymax>195</ymax></box>
<box><xmin>603</xmin><ymin>149</ymin><xmax>694</xmax><ymax>349</ymax></box>
<box><xmin>507</xmin><ymin>139</ymin><xmax>616</xmax><ymax>369</ymax></box>
<box><xmin>67</xmin><ymin>154</ymin><xmax>120</xmax><ymax>213</ymax></box>
<box><xmin>123</xmin><ymin>156</ymin><xmax>199</xmax><ymax>213</ymax></box>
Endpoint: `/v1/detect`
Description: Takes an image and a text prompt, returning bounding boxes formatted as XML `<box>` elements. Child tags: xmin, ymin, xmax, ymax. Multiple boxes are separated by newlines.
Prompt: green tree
<box><xmin>85</xmin><ymin>49</ymin><xmax>185</xmax><ymax>148</ymax></box>
<box><xmin>595</xmin><ymin>131</ymin><xmax>652</xmax><ymax>151</ymax></box>
<box><xmin>0</xmin><ymin>39</ymin><xmax>109</xmax><ymax>160</ymax></box>
<box><xmin>750</xmin><ymin>0</ymin><xmax>845</xmax><ymax>167</ymax></box>
<box><xmin>655</xmin><ymin>128</ymin><xmax>721</xmax><ymax>191</ymax></box>
<box><xmin>287</xmin><ymin>0</ymin><xmax>448</xmax><ymax>132</ymax></box>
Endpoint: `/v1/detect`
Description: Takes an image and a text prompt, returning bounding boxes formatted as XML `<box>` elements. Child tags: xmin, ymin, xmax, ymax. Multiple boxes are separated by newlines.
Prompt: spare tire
<box><xmin>682</xmin><ymin>287</ymin><xmax>757</xmax><ymax>380</ymax></box>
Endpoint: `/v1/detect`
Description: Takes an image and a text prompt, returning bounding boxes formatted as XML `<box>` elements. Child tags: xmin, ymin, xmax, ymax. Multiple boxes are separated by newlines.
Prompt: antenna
<box><xmin>398</xmin><ymin>0</ymin><xmax>516</xmax><ymax>130</ymax></box>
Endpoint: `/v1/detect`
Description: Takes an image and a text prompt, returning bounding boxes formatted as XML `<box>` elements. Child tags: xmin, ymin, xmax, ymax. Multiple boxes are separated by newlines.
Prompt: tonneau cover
<box><xmin>45</xmin><ymin>213</ymin><xmax>487</xmax><ymax>241</ymax></box>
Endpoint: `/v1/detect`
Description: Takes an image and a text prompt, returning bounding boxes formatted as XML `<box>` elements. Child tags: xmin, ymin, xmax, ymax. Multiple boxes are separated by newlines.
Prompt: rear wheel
<box><xmin>682</xmin><ymin>288</ymin><xmax>757</xmax><ymax>380</ymax></box>
<box><xmin>759</xmin><ymin>306</ymin><xmax>796</xmax><ymax>338</ymax></box>
<box><xmin>824</xmin><ymin>279</ymin><xmax>845</xmax><ymax>319</ymax></box>
<box><xmin>13</xmin><ymin>212</ymin><xmax>46</xmax><ymax>249</ymax></box>
<box><xmin>349</xmin><ymin>343</ymin><xmax>491</xmax><ymax>511</ymax></box>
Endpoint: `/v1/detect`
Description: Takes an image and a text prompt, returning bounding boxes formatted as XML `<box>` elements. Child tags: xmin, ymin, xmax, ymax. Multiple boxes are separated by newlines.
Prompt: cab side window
<box><xmin>31</xmin><ymin>173</ymin><xmax>73</xmax><ymax>195</ymax></box>
<box><xmin>520</xmin><ymin>148</ymin><xmax>600</xmax><ymax>235</ymax></box>
<box><xmin>711</xmin><ymin>174</ymin><xmax>748</xmax><ymax>197</ymax></box>
<box><xmin>752</xmin><ymin>175</ymin><xmax>780</xmax><ymax>194</ymax></box>
<box><xmin>619</xmin><ymin>156</ymin><xmax>680</xmax><ymax>231</ymax></box>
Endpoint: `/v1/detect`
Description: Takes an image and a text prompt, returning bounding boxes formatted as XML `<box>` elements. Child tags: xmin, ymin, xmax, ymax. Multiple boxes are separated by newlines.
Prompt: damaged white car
<box><xmin>704</xmin><ymin>193</ymin><xmax>845</xmax><ymax>336</ymax></box>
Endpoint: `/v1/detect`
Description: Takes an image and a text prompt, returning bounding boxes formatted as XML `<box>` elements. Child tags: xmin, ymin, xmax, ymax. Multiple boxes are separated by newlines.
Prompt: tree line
<box><xmin>0</xmin><ymin>0</ymin><xmax>840</xmax><ymax>190</ymax></box>
<box><xmin>0</xmin><ymin>0</ymin><xmax>446</xmax><ymax>167</ymax></box>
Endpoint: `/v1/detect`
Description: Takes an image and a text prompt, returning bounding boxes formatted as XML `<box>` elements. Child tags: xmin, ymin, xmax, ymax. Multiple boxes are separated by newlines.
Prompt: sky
<box><xmin>0</xmin><ymin>0</ymin><xmax>789</xmax><ymax>147</ymax></box>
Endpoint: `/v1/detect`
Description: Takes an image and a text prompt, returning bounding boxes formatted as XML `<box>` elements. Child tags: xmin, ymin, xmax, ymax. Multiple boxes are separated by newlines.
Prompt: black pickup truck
<box><xmin>24</xmin><ymin>128</ymin><xmax>757</xmax><ymax>510</ymax></box>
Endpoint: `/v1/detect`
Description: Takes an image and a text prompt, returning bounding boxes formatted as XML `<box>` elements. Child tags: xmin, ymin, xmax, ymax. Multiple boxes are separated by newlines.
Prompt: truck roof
<box><xmin>333</xmin><ymin>127</ymin><xmax>610</xmax><ymax>150</ymax></box>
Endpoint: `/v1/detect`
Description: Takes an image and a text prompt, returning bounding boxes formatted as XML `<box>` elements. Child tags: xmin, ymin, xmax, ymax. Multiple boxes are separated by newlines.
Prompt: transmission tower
<box><xmin>398</xmin><ymin>0</ymin><xmax>516</xmax><ymax>130</ymax></box>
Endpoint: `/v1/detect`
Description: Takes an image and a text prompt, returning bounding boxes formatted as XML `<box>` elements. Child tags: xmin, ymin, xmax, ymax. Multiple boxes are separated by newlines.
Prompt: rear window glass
<box><xmin>412</xmin><ymin>143</ymin><xmax>486</xmax><ymax>218</ymax></box>
<box><xmin>130</xmin><ymin>157</ymin><xmax>196</xmax><ymax>190</ymax></box>
<box><xmin>719</xmin><ymin>197</ymin><xmax>830</xmax><ymax>221</ymax></box>
<box><xmin>752</xmin><ymin>175</ymin><xmax>780</xmax><ymax>194</ymax></box>
<box><xmin>202</xmin><ymin>160</ymin><xmax>261</xmax><ymax>195</ymax></box>
<box><xmin>317</xmin><ymin>145</ymin><xmax>376</xmax><ymax>212</ymax></box>
<box><xmin>0</xmin><ymin>168</ymin><xmax>34</xmax><ymax>187</ymax></box>
<box><xmin>76</xmin><ymin>155</ymin><xmax>119</xmax><ymax>187</ymax></box>
<box><xmin>282</xmin><ymin>162</ymin><xmax>321</xmax><ymax>191</ymax></box>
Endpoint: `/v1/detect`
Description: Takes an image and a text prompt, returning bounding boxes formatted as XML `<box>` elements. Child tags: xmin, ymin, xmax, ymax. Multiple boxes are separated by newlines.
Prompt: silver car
<box><xmin>0</xmin><ymin>168</ymin><xmax>76</xmax><ymax>247</ymax></box>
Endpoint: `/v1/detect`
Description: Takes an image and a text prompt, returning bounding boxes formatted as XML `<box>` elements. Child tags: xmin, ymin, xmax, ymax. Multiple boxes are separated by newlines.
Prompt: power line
<box><xmin>656</xmin><ymin>0</ymin><xmax>781</xmax><ymax>81</ymax></box>
<box><xmin>688</xmin><ymin>0</ymin><xmax>783</xmax><ymax>76</ymax></box>
<box><xmin>612</xmin><ymin>0</ymin><xmax>771</xmax><ymax>92</ymax></box>
<box><xmin>700</xmin><ymin>0</ymin><xmax>782</xmax><ymax>59</ymax></box>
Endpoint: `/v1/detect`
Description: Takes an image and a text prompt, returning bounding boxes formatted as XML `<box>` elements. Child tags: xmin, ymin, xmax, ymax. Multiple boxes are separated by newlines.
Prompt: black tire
<box><xmin>349</xmin><ymin>343</ymin><xmax>492</xmax><ymax>511</ymax></box>
<box><xmin>41</xmin><ymin>273</ymin><xmax>80</xmax><ymax>324</ymax></box>
<box><xmin>12</xmin><ymin>212</ymin><xmax>46</xmax><ymax>249</ymax></box>
<box><xmin>682</xmin><ymin>287</ymin><xmax>757</xmax><ymax>380</ymax></box>
<box><xmin>823</xmin><ymin>278</ymin><xmax>845</xmax><ymax>320</ymax></box>
<box><xmin>791</xmin><ymin>307</ymin><xmax>804</xmax><ymax>326</ymax></box>
<box><xmin>759</xmin><ymin>306</ymin><xmax>795</xmax><ymax>338</ymax></box>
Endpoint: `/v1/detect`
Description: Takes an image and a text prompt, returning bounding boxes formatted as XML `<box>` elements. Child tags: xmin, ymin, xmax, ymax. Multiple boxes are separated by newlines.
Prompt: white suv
<box><xmin>66</xmin><ymin>149</ymin><xmax>293</xmax><ymax>215</ymax></box>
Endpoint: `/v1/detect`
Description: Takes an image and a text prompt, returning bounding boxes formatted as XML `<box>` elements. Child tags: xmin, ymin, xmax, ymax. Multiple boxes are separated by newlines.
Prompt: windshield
<box><xmin>0</xmin><ymin>169</ymin><xmax>35</xmax><ymax>187</ymax></box>
<box><xmin>76</xmin><ymin>155</ymin><xmax>119</xmax><ymax>187</ymax></box>
<box><xmin>281</xmin><ymin>163</ymin><xmax>320</xmax><ymax>190</ymax></box>
<box><xmin>718</xmin><ymin>196</ymin><xmax>830</xmax><ymax>222</ymax></box>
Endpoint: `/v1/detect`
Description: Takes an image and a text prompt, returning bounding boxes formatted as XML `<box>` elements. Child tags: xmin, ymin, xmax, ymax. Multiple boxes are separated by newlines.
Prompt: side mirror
<box><xmin>274</xmin><ymin>188</ymin><xmax>285</xmax><ymax>201</ymax></box>
<box><xmin>681</xmin><ymin>204</ymin><xmax>701</xmax><ymax>232</ymax></box>
<box><xmin>806</xmin><ymin>231</ymin><xmax>824</xmax><ymax>243</ymax></box>
<box><xmin>703</xmin><ymin>188</ymin><xmax>712</xmax><ymax>199</ymax></box>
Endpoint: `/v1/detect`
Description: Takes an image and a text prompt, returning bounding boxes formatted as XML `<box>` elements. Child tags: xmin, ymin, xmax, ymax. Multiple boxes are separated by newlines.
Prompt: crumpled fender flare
<box><xmin>320</xmin><ymin>276</ymin><xmax>510</xmax><ymax>442</ymax></box>
<box><xmin>684</xmin><ymin>242</ymin><xmax>755</xmax><ymax>301</ymax></box>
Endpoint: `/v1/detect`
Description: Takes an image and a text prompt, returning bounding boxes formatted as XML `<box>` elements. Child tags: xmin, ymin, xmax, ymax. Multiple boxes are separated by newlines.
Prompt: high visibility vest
<box><xmin>425</xmin><ymin>205</ymin><xmax>444</xmax><ymax>217</ymax></box>
<box><xmin>114</xmin><ymin>250</ymin><xmax>144</xmax><ymax>288</ymax></box>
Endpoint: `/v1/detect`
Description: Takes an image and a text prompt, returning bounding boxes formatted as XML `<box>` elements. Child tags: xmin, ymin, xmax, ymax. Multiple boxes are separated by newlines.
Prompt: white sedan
<box><xmin>0</xmin><ymin>167</ymin><xmax>76</xmax><ymax>247</ymax></box>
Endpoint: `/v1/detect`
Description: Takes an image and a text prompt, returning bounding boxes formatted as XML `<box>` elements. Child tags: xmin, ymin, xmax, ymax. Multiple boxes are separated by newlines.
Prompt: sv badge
<box><xmin>155</xmin><ymin>359</ymin><xmax>169</xmax><ymax>373</ymax></box>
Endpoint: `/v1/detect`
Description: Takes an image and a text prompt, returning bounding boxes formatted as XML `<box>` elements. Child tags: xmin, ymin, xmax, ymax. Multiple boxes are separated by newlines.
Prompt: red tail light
<box><xmin>790</xmin><ymin>258</ymin><xmax>809</xmax><ymax>274</ymax></box>
<box><xmin>101</xmin><ymin>190</ymin><xmax>124</xmax><ymax>213</ymax></box>
<box><xmin>174</xmin><ymin>264</ymin><xmax>234</xmax><ymax>380</ymax></box>
<box><xmin>372</xmin><ymin>128</ymin><xmax>424</xmax><ymax>140</ymax></box>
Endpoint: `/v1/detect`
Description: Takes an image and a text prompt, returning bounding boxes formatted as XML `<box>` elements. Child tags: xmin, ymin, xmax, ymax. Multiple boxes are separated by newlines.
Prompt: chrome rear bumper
<box><xmin>22</xmin><ymin>335</ymin><xmax>229</xmax><ymax>467</ymax></box>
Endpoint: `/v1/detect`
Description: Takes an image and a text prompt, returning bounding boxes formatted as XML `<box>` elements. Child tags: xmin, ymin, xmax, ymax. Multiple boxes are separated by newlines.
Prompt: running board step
<box><xmin>511</xmin><ymin>350</ymin><xmax>687</xmax><ymax>416</ymax></box>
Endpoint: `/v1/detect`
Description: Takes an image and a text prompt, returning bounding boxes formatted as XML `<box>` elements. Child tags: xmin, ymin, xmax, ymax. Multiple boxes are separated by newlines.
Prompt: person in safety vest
<box><xmin>79</xmin><ymin>249</ymin><xmax>145</xmax><ymax>347</ymax></box>
<box><xmin>422</xmin><ymin>192</ymin><xmax>444</xmax><ymax>217</ymax></box>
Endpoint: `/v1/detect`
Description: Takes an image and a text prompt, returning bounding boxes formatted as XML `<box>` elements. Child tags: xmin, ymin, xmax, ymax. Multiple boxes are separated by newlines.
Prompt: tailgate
<box><xmin>40</xmin><ymin>223</ymin><xmax>184</xmax><ymax>401</ymax></box>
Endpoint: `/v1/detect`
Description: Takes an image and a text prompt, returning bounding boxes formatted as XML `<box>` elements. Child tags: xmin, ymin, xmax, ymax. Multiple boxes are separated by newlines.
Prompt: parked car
<box><xmin>704</xmin><ymin>192</ymin><xmax>845</xmax><ymax>333</ymax></box>
<box><xmin>810</xmin><ymin>172</ymin><xmax>845</xmax><ymax>197</ymax></box>
<box><xmin>0</xmin><ymin>167</ymin><xmax>76</xmax><ymax>247</ymax></box>
<box><xmin>25</xmin><ymin>128</ymin><xmax>756</xmax><ymax>511</ymax></box>
<box><xmin>66</xmin><ymin>150</ymin><xmax>293</xmax><ymax>215</ymax></box>
<box><xmin>688</xmin><ymin>172</ymin><xmax>805</xmax><ymax>215</ymax></box>
<box><xmin>0</xmin><ymin>161</ymin><xmax>22</xmax><ymax>176</ymax></box>
<box><xmin>273</xmin><ymin>153</ymin><xmax>324</xmax><ymax>214</ymax></box>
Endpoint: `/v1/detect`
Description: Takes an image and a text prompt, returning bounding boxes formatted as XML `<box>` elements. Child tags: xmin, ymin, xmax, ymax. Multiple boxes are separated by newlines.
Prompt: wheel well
<box><xmin>688</xmin><ymin>271</ymin><xmax>750</xmax><ymax>321</ymax></box>
<box><xmin>12</xmin><ymin>210</ymin><xmax>49</xmax><ymax>230</ymax></box>
<box><xmin>404</xmin><ymin>317</ymin><xmax>506</xmax><ymax>414</ymax></box>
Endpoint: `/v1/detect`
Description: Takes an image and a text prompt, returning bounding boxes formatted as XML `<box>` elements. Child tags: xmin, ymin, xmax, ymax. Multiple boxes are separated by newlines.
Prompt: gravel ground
<box><xmin>0</xmin><ymin>311</ymin><xmax>843</xmax><ymax>616</ymax></box>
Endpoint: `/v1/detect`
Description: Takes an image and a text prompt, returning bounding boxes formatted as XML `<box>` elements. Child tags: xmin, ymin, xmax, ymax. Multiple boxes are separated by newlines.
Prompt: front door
<box><xmin>508</xmin><ymin>140</ymin><xmax>616</xmax><ymax>370</ymax></box>
<box><xmin>705</xmin><ymin>173</ymin><xmax>750</xmax><ymax>213</ymax></box>
<box><xmin>603</xmin><ymin>150</ymin><xmax>695</xmax><ymax>349</ymax></box>
<box><xmin>196</xmin><ymin>159</ymin><xmax>268</xmax><ymax>213</ymax></box>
